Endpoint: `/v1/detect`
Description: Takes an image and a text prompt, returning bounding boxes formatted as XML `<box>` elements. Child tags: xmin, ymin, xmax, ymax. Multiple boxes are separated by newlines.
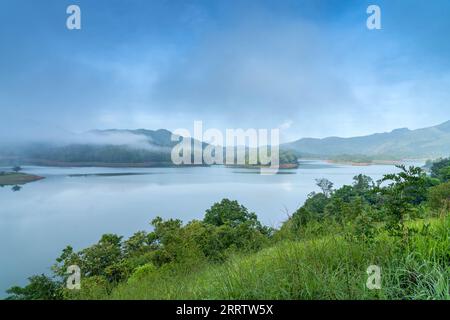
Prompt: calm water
<box><xmin>0</xmin><ymin>160</ymin><xmax>423</xmax><ymax>296</ymax></box>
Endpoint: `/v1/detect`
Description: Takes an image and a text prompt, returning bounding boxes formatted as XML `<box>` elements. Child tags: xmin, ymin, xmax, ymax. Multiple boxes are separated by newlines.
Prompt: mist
<box><xmin>1</xmin><ymin>0</ymin><xmax>450</xmax><ymax>145</ymax></box>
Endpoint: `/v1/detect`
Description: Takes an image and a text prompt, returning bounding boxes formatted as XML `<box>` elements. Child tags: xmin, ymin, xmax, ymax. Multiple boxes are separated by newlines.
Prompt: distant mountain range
<box><xmin>1</xmin><ymin>121</ymin><xmax>449</xmax><ymax>167</ymax></box>
<box><xmin>282</xmin><ymin>120</ymin><xmax>450</xmax><ymax>160</ymax></box>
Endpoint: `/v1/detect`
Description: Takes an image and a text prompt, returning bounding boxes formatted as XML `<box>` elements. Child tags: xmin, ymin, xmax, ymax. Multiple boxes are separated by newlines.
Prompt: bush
<box><xmin>430</xmin><ymin>158</ymin><xmax>450</xmax><ymax>182</ymax></box>
<box><xmin>64</xmin><ymin>276</ymin><xmax>110</xmax><ymax>300</ymax></box>
<box><xmin>427</xmin><ymin>182</ymin><xmax>450</xmax><ymax>212</ymax></box>
<box><xmin>127</xmin><ymin>263</ymin><xmax>157</xmax><ymax>285</ymax></box>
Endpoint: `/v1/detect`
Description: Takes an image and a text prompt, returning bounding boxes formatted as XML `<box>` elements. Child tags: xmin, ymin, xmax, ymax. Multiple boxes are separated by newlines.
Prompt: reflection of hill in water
<box><xmin>68</xmin><ymin>172</ymin><xmax>158</xmax><ymax>178</ymax></box>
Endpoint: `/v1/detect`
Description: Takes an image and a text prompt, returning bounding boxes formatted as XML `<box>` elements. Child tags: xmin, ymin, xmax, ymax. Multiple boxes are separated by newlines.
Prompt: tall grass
<box><xmin>74</xmin><ymin>215</ymin><xmax>448</xmax><ymax>300</ymax></box>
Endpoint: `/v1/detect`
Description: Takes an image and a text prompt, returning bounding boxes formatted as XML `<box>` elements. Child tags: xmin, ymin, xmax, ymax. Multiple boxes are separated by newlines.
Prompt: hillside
<box><xmin>7</xmin><ymin>159</ymin><xmax>450</xmax><ymax>300</ymax></box>
<box><xmin>0</xmin><ymin>129</ymin><xmax>298</xmax><ymax>167</ymax></box>
<box><xmin>107</xmin><ymin>216</ymin><xmax>449</xmax><ymax>300</ymax></box>
<box><xmin>0</xmin><ymin>129</ymin><xmax>195</xmax><ymax>167</ymax></box>
<box><xmin>2</xmin><ymin>121</ymin><xmax>450</xmax><ymax>166</ymax></box>
<box><xmin>282</xmin><ymin>120</ymin><xmax>450</xmax><ymax>159</ymax></box>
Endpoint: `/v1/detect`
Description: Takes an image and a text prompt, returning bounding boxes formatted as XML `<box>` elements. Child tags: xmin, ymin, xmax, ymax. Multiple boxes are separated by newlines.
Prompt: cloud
<box><xmin>279</xmin><ymin>120</ymin><xmax>293</xmax><ymax>130</ymax></box>
<box><xmin>1</xmin><ymin>0</ymin><xmax>450</xmax><ymax>144</ymax></box>
<box><xmin>150</xmin><ymin>17</ymin><xmax>358</xmax><ymax>129</ymax></box>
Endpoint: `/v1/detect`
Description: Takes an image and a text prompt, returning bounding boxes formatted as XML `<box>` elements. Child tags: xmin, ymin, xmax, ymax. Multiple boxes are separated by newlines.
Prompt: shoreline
<box><xmin>0</xmin><ymin>172</ymin><xmax>45</xmax><ymax>186</ymax></box>
<box><xmin>324</xmin><ymin>159</ymin><xmax>425</xmax><ymax>166</ymax></box>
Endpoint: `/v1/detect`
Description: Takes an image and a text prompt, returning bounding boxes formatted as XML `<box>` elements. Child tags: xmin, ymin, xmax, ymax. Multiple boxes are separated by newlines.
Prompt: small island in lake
<box><xmin>0</xmin><ymin>172</ymin><xmax>45</xmax><ymax>186</ymax></box>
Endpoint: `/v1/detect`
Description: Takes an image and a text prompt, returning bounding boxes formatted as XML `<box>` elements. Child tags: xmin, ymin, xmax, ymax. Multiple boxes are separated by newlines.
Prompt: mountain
<box><xmin>282</xmin><ymin>120</ymin><xmax>450</xmax><ymax>159</ymax></box>
<box><xmin>2</xmin><ymin>121</ymin><xmax>450</xmax><ymax>167</ymax></box>
<box><xmin>0</xmin><ymin>129</ymin><xmax>188</xmax><ymax>167</ymax></box>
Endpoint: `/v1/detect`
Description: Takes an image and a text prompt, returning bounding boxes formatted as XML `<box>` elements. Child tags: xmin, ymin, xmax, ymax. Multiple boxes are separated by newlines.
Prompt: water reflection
<box><xmin>11</xmin><ymin>185</ymin><xmax>22</xmax><ymax>192</ymax></box>
<box><xmin>0</xmin><ymin>184</ymin><xmax>24</xmax><ymax>192</ymax></box>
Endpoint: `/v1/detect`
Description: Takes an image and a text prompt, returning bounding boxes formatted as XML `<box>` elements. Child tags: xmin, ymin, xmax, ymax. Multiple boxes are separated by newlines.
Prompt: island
<box><xmin>0</xmin><ymin>172</ymin><xmax>45</xmax><ymax>186</ymax></box>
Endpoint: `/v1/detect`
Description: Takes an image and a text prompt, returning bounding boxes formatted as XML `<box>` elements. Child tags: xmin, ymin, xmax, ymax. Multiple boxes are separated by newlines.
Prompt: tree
<box><xmin>315</xmin><ymin>178</ymin><xmax>334</xmax><ymax>197</ymax></box>
<box><xmin>12</xmin><ymin>166</ymin><xmax>22</xmax><ymax>173</ymax></box>
<box><xmin>123</xmin><ymin>231</ymin><xmax>152</xmax><ymax>258</ymax></box>
<box><xmin>80</xmin><ymin>234</ymin><xmax>124</xmax><ymax>280</ymax></box>
<box><xmin>376</xmin><ymin>165</ymin><xmax>428</xmax><ymax>234</ymax></box>
<box><xmin>203</xmin><ymin>199</ymin><xmax>260</xmax><ymax>228</ymax></box>
<box><xmin>52</xmin><ymin>234</ymin><xmax>125</xmax><ymax>284</ymax></box>
<box><xmin>430</xmin><ymin>158</ymin><xmax>450</xmax><ymax>182</ymax></box>
<box><xmin>353</xmin><ymin>174</ymin><xmax>374</xmax><ymax>192</ymax></box>
<box><xmin>6</xmin><ymin>274</ymin><xmax>62</xmax><ymax>300</ymax></box>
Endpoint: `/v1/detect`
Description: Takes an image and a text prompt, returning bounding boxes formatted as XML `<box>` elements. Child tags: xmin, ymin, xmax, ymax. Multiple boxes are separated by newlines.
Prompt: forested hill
<box><xmin>282</xmin><ymin>120</ymin><xmax>450</xmax><ymax>159</ymax></box>
<box><xmin>0</xmin><ymin>129</ymin><xmax>203</xmax><ymax>167</ymax></box>
<box><xmin>1</xmin><ymin>129</ymin><xmax>297</xmax><ymax>167</ymax></box>
<box><xmin>3</xmin><ymin>121</ymin><xmax>450</xmax><ymax>166</ymax></box>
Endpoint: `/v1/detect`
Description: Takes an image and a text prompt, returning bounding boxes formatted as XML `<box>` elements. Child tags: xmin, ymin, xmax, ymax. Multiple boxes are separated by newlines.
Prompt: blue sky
<box><xmin>1</xmin><ymin>0</ymin><xmax>450</xmax><ymax>142</ymax></box>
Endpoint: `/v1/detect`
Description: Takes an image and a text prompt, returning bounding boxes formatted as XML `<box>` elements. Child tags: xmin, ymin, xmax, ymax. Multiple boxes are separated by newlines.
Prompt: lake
<box><xmin>0</xmin><ymin>160</ymin><xmax>423</xmax><ymax>297</ymax></box>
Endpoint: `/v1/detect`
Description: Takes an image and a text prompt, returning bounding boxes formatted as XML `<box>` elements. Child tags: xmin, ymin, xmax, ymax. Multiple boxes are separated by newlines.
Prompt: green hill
<box><xmin>283</xmin><ymin>120</ymin><xmax>450</xmax><ymax>159</ymax></box>
<box><xmin>3</xmin><ymin>120</ymin><xmax>450</xmax><ymax>166</ymax></box>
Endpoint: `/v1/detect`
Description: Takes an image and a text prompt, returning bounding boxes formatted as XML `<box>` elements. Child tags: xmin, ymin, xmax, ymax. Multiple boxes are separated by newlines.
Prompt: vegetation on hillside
<box><xmin>6</xmin><ymin>159</ymin><xmax>450</xmax><ymax>300</ymax></box>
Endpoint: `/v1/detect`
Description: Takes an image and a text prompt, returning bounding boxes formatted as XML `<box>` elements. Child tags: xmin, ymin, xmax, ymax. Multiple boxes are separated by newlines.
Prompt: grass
<box><xmin>76</xmin><ymin>215</ymin><xmax>449</xmax><ymax>300</ymax></box>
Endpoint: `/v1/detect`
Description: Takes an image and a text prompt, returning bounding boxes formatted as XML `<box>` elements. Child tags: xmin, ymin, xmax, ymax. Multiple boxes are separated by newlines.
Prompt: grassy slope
<box><xmin>84</xmin><ymin>215</ymin><xmax>448</xmax><ymax>300</ymax></box>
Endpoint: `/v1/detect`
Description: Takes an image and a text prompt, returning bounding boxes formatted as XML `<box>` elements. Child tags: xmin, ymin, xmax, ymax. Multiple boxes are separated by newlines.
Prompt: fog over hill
<box><xmin>282</xmin><ymin>120</ymin><xmax>450</xmax><ymax>159</ymax></box>
<box><xmin>1</xmin><ymin>120</ymin><xmax>449</xmax><ymax>166</ymax></box>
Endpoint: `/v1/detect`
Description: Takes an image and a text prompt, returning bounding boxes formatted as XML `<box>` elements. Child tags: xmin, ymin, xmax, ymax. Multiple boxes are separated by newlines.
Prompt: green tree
<box><xmin>123</xmin><ymin>231</ymin><xmax>152</xmax><ymax>258</ymax></box>
<box><xmin>203</xmin><ymin>199</ymin><xmax>260</xmax><ymax>228</ymax></box>
<box><xmin>53</xmin><ymin>234</ymin><xmax>125</xmax><ymax>283</ymax></box>
<box><xmin>430</xmin><ymin>158</ymin><xmax>450</xmax><ymax>182</ymax></box>
<box><xmin>315</xmin><ymin>178</ymin><xmax>334</xmax><ymax>197</ymax></box>
<box><xmin>376</xmin><ymin>165</ymin><xmax>428</xmax><ymax>234</ymax></box>
<box><xmin>353</xmin><ymin>174</ymin><xmax>374</xmax><ymax>192</ymax></box>
<box><xmin>6</xmin><ymin>274</ymin><xmax>62</xmax><ymax>300</ymax></box>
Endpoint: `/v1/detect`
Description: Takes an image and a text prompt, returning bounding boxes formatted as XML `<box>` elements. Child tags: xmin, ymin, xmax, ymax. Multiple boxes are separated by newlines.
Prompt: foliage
<box><xmin>6</xmin><ymin>275</ymin><xmax>62</xmax><ymax>300</ymax></box>
<box><xmin>374</xmin><ymin>165</ymin><xmax>429</xmax><ymax>234</ymax></box>
<box><xmin>278</xmin><ymin>150</ymin><xmax>298</xmax><ymax>165</ymax></box>
<box><xmin>430</xmin><ymin>158</ymin><xmax>450</xmax><ymax>182</ymax></box>
<box><xmin>204</xmin><ymin>199</ymin><xmax>259</xmax><ymax>228</ymax></box>
<box><xmin>427</xmin><ymin>182</ymin><xmax>450</xmax><ymax>212</ymax></box>
<box><xmin>8</xmin><ymin>199</ymin><xmax>272</xmax><ymax>299</ymax></box>
<box><xmin>7</xmin><ymin>162</ymin><xmax>450</xmax><ymax>300</ymax></box>
<box><xmin>108</xmin><ymin>215</ymin><xmax>450</xmax><ymax>300</ymax></box>
<box><xmin>315</xmin><ymin>178</ymin><xmax>334</xmax><ymax>197</ymax></box>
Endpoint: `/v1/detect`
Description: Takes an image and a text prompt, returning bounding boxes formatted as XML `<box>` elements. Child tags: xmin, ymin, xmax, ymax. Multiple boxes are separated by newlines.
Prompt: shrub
<box><xmin>127</xmin><ymin>263</ymin><xmax>157</xmax><ymax>285</ymax></box>
<box><xmin>427</xmin><ymin>182</ymin><xmax>450</xmax><ymax>212</ymax></box>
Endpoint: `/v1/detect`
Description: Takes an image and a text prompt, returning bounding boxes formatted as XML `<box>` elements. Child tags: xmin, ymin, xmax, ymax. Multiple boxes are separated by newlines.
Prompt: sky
<box><xmin>1</xmin><ymin>0</ymin><xmax>450</xmax><ymax>143</ymax></box>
